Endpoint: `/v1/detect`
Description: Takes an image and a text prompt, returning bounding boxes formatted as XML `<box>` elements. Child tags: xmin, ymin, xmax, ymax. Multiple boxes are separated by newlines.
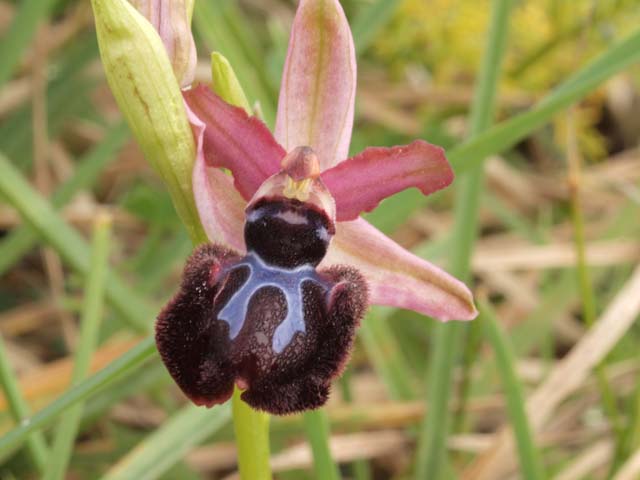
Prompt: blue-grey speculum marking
<box><xmin>218</xmin><ymin>253</ymin><xmax>327</xmax><ymax>353</ymax></box>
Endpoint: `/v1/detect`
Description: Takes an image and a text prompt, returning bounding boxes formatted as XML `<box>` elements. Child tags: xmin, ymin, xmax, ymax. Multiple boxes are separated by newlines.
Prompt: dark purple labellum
<box><xmin>156</xmin><ymin>198</ymin><xmax>368</xmax><ymax>414</ymax></box>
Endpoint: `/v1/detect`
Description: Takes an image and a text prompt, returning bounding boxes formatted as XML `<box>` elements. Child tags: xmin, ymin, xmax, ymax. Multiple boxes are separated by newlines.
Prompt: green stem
<box><xmin>303</xmin><ymin>409</ymin><xmax>341</xmax><ymax>480</ymax></box>
<box><xmin>232</xmin><ymin>389</ymin><xmax>272</xmax><ymax>480</ymax></box>
<box><xmin>415</xmin><ymin>1</ymin><xmax>513</xmax><ymax>478</ymax></box>
<box><xmin>480</xmin><ymin>303</ymin><xmax>545</xmax><ymax>480</ymax></box>
<box><xmin>339</xmin><ymin>370</ymin><xmax>372</xmax><ymax>480</ymax></box>
<box><xmin>359</xmin><ymin>307</ymin><xmax>417</xmax><ymax>401</ymax></box>
<box><xmin>44</xmin><ymin>215</ymin><xmax>112</xmax><ymax>480</ymax></box>
<box><xmin>566</xmin><ymin>112</ymin><xmax>623</xmax><ymax>448</ymax></box>
<box><xmin>452</xmin><ymin>318</ymin><xmax>483</xmax><ymax>434</ymax></box>
<box><xmin>611</xmin><ymin>377</ymin><xmax>640</xmax><ymax>474</ymax></box>
<box><xmin>0</xmin><ymin>335</ymin><xmax>49</xmax><ymax>473</ymax></box>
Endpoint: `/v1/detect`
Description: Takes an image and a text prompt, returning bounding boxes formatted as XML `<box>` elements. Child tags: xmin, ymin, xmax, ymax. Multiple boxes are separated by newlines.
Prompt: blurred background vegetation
<box><xmin>1</xmin><ymin>0</ymin><xmax>640</xmax><ymax>479</ymax></box>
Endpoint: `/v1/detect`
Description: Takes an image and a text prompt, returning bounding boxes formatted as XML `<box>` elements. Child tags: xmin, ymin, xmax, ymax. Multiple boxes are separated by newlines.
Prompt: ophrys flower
<box><xmin>93</xmin><ymin>0</ymin><xmax>477</xmax><ymax>415</ymax></box>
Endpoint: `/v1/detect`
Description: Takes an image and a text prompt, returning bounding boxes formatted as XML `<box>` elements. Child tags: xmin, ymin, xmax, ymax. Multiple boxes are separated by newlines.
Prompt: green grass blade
<box><xmin>0</xmin><ymin>335</ymin><xmax>49</xmax><ymax>472</ymax></box>
<box><xmin>303</xmin><ymin>409</ymin><xmax>341</xmax><ymax>480</ymax></box>
<box><xmin>0</xmin><ymin>153</ymin><xmax>152</xmax><ymax>332</ymax></box>
<box><xmin>100</xmin><ymin>404</ymin><xmax>231</xmax><ymax>480</ymax></box>
<box><xmin>480</xmin><ymin>303</ymin><xmax>546</xmax><ymax>480</ymax></box>
<box><xmin>450</xmin><ymin>25</ymin><xmax>640</xmax><ymax>174</ymax></box>
<box><xmin>339</xmin><ymin>370</ymin><xmax>372</xmax><ymax>480</ymax></box>
<box><xmin>0</xmin><ymin>121</ymin><xmax>129</xmax><ymax>276</ymax></box>
<box><xmin>0</xmin><ymin>337</ymin><xmax>157</xmax><ymax>462</ymax></box>
<box><xmin>0</xmin><ymin>35</ymin><xmax>98</xmax><ymax>168</ymax></box>
<box><xmin>0</xmin><ymin>0</ymin><xmax>59</xmax><ymax>87</ymax></box>
<box><xmin>352</xmin><ymin>0</ymin><xmax>401</xmax><ymax>54</ymax></box>
<box><xmin>415</xmin><ymin>1</ymin><xmax>513</xmax><ymax>478</ymax></box>
<box><xmin>44</xmin><ymin>215</ymin><xmax>112</xmax><ymax>480</ymax></box>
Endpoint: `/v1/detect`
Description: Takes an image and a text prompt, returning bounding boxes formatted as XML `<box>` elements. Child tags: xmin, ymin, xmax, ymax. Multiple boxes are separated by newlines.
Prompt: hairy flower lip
<box><xmin>156</xmin><ymin>242</ymin><xmax>369</xmax><ymax>414</ymax></box>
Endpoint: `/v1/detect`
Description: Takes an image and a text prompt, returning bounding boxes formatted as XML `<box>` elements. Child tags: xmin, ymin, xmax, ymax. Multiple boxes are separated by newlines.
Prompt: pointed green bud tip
<box><xmin>91</xmin><ymin>0</ymin><xmax>206</xmax><ymax>243</ymax></box>
<box><xmin>210</xmin><ymin>52</ymin><xmax>252</xmax><ymax>114</ymax></box>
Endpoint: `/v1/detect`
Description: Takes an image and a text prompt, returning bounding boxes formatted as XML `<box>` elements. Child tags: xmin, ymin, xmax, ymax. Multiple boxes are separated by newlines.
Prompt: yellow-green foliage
<box><xmin>373</xmin><ymin>0</ymin><xmax>640</xmax><ymax>159</ymax></box>
<box><xmin>376</xmin><ymin>0</ymin><xmax>639</xmax><ymax>91</ymax></box>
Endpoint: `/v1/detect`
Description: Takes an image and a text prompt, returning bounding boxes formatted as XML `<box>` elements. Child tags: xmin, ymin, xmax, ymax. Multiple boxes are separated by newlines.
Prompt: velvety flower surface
<box><xmin>151</xmin><ymin>0</ymin><xmax>477</xmax><ymax>414</ymax></box>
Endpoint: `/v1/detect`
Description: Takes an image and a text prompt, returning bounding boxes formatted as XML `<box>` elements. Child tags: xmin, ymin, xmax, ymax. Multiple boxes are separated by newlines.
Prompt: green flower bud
<box><xmin>91</xmin><ymin>0</ymin><xmax>206</xmax><ymax>243</ymax></box>
<box><xmin>210</xmin><ymin>52</ymin><xmax>252</xmax><ymax>114</ymax></box>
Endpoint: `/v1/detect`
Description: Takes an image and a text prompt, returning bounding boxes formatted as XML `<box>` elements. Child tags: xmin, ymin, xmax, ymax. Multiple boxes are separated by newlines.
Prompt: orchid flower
<box><xmin>92</xmin><ymin>0</ymin><xmax>477</xmax><ymax>416</ymax></box>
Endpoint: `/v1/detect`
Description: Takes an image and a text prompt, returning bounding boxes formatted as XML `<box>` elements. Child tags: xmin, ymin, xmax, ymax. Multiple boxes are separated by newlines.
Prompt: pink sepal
<box><xmin>323</xmin><ymin>218</ymin><xmax>477</xmax><ymax>321</ymax></box>
<box><xmin>184</xmin><ymin>96</ymin><xmax>246</xmax><ymax>252</ymax></box>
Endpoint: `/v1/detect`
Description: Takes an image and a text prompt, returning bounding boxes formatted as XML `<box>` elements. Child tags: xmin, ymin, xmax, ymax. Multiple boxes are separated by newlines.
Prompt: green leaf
<box><xmin>0</xmin><ymin>0</ymin><xmax>59</xmax><ymax>87</ymax></box>
<box><xmin>45</xmin><ymin>216</ymin><xmax>113</xmax><ymax>480</ymax></box>
<box><xmin>304</xmin><ymin>409</ymin><xmax>341</xmax><ymax>480</ymax></box>
<box><xmin>0</xmin><ymin>121</ymin><xmax>129</xmax><ymax>276</ymax></box>
<box><xmin>100</xmin><ymin>404</ymin><xmax>231</xmax><ymax>480</ymax></box>
<box><xmin>352</xmin><ymin>0</ymin><xmax>401</xmax><ymax>54</ymax></box>
<box><xmin>480</xmin><ymin>303</ymin><xmax>545</xmax><ymax>480</ymax></box>
<box><xmin>0</xmin><ymin>335</ymin><xmax>49</xmax><ymax>472</ymax></box>
<box><xmin>194</xmin><ymin>0</ymin><xmax>276</xmax><ymax>126</ymax></box>
<box><xmin>415</xmin><ymin>1</ymin><xmax>514</xmax><ymax>478</ymax></box>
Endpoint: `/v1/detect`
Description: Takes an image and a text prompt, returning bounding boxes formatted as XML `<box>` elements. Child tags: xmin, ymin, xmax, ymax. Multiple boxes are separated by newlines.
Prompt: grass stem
<box><xmin>44</xmin><ymin>214</ymin><xmax>112</xmax><ymax>480</ymax></box>
<box><xmin>415</xmin><ymin>1</ymin><xmax>513</xmax><ymax>478</ymax></box>
<box><xmin>303</xmin><ymin>409</ymin><xmax>342</xmax><ymax>480</ymax></box>
<box><xmin>0</xmin><ymin>335</ymin><xmax>49</xmax><ymax>473</ymax></box>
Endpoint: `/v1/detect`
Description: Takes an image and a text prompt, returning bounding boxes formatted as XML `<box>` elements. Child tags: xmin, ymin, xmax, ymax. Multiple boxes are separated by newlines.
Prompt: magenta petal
<box><xmin>323</xmin><ymin>218</ymin><xmax>477</xmax><ymax>321</ymax></box>
<box><xmin>184</xmin><ymin>85</ymin><xmax>285</xmax><ymax>201</ymax></box>
<box><xmin>275</xmin><ymin>0</ymin><xmax>356</xmax><ymax>171</ymax></box>
<box><xmin>322</xmin><ymin>140</ymin><xmax>454</xmax><ymax>221</ymax></box>
<box><xmin>185</xmin><ymin>98</ymin><xmax>246</xmax><ymax>251</ymax></box>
